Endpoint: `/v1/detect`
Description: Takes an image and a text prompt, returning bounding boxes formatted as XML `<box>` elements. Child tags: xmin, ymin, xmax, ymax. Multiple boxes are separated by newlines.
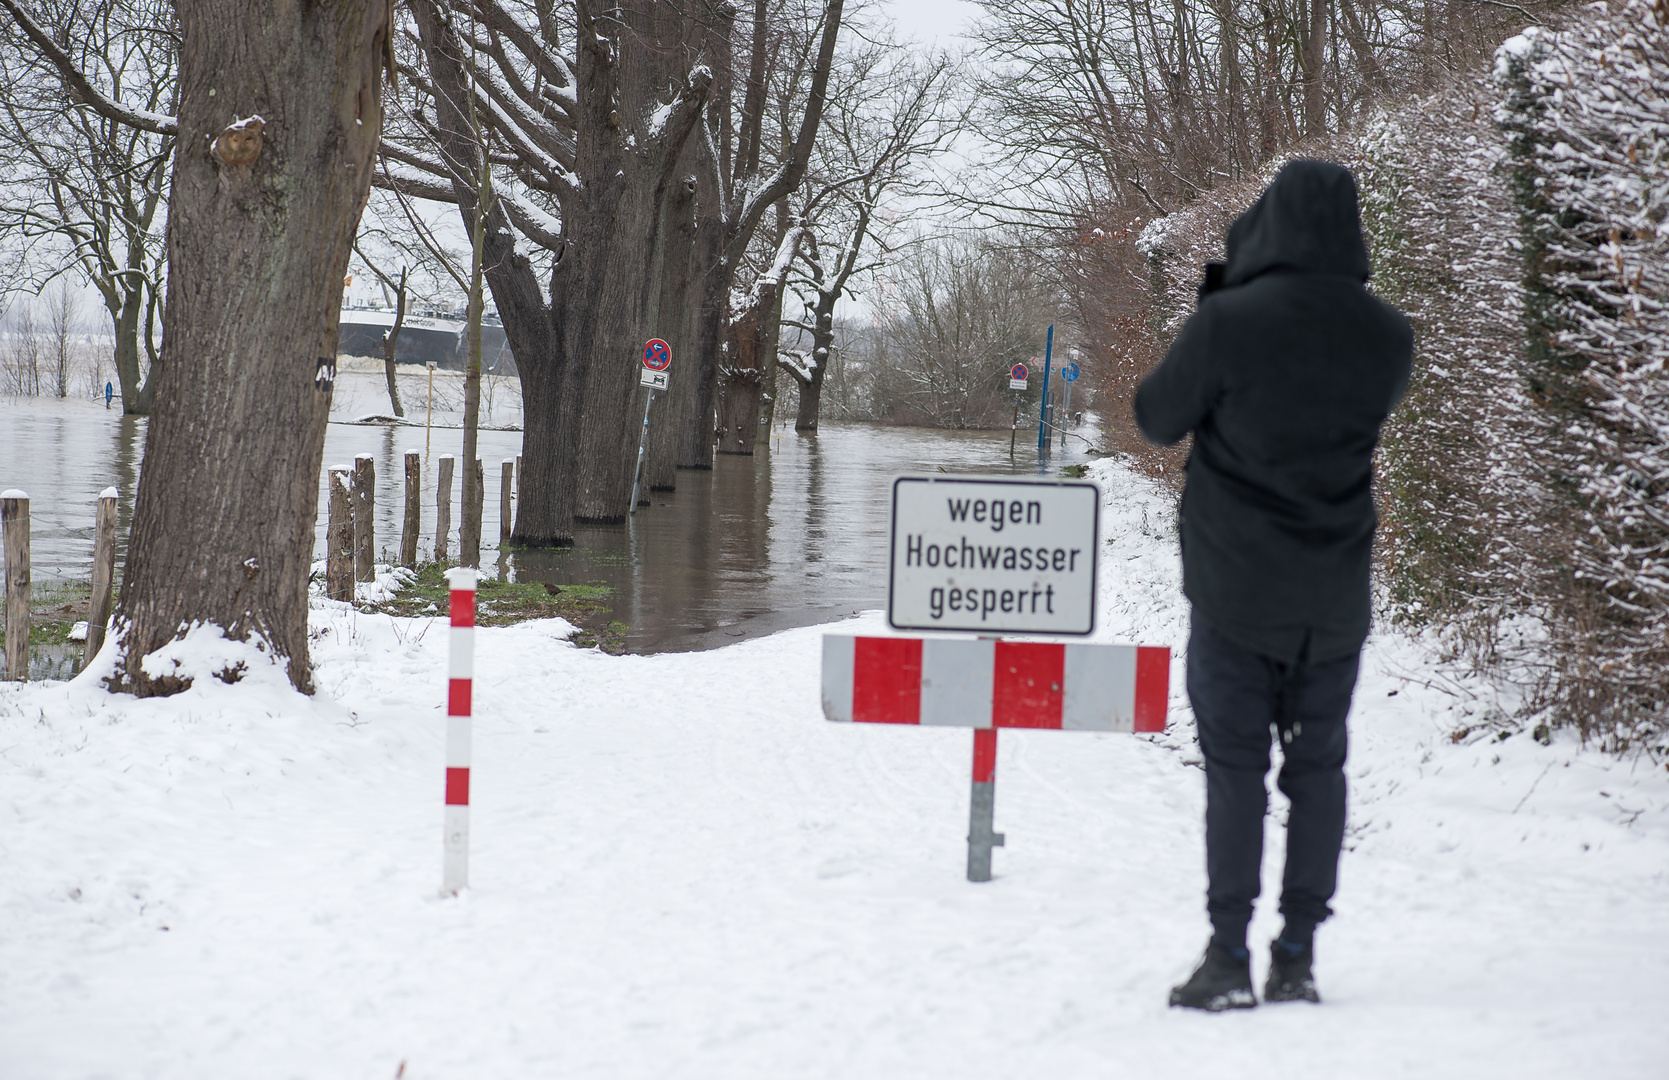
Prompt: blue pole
<box><xmin>1036</xmin><ymin>324</ymin><xmax>1054</xmax><ymax>451</ymax></box>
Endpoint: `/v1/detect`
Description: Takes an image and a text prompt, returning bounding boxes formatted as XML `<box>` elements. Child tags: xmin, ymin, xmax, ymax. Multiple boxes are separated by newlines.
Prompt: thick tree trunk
<box><xmin>716</xmin><ymin>283</ymin><xmax>780</xmax><ymax>455</ymax></box>
<box><xmin>415</xmin><ymin>0</ymin><xmax>708</xmax><ymax>532</ymax></box>
<box><xmin>795</xmin><ymin>369</ymin><xmax>825</xmax><ymax>432</ymax></box>
<box><xmin>643</xmin><ymin>165</ymin><xmax>699</xmax><ymax>492</ymax></box>
<box><xmin>112</xmin><ymin>0</ymin><xmax>390</xmax><ymax>696</ymax></box>
<box><xmin>674</xmin><ymin>166</ymin><xmax>727</xmax><ymax>471</ymax></box>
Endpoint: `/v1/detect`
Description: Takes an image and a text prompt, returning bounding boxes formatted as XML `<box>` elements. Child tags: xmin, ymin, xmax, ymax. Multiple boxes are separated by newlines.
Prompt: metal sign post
<box><xmin>822</xmin><ymin>632</ymin><xmax>1172</xmax><ymax>883</ymax></box>
<box><xmin>1036</xmin><ymin>324</ymin><xmax>1054</xmax><ymax>453</ymax></box>
<box><xmin>820</xmin><ymin>472</ymin><xmax>1172</xmax><ymax>884</ymax></box>
<box><xmin>1008</xmin><ymin>362</ymin><xmax>1028</xmax><ymax>461</ymax></box>
<box><xmin>629</xmin><ymin>339</ymin><xmax>672</xmax><ymax>515</ymax></box>
<box><xmin>1059</xmin><ymin>359</ymin><xmax>1079</xmax><ymax>450</ymax></box>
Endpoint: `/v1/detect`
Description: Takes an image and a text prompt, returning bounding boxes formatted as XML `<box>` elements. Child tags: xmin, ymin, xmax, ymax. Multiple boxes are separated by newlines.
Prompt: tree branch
<box><xmin>0</xmin><ymin>0</ymin><xmax>178</xmax><ymax>136</ymax></box>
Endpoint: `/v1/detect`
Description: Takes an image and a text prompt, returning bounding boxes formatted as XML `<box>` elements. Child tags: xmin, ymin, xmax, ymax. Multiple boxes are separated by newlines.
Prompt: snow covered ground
<box><xmin>3</xmin><ymin>460</ymin><xmax>1666</xmax><ymax>1079</ymax></box>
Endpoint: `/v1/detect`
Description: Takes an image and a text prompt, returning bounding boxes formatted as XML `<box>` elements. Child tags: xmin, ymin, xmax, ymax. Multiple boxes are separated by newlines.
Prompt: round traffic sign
<box><xmin>1010</xmin><ymin>362</ymin><xmax>1028</xmax><ymax>382</ymax></box>
<box><xmin>1061</xmin><ymin>362</ymin><xmax>1080</xmax><ymax>382</ymax></box>
<box><xmin>643</xmin><ymin>338</ymin><xmax>672</xmax><ymax>371</ymax></box>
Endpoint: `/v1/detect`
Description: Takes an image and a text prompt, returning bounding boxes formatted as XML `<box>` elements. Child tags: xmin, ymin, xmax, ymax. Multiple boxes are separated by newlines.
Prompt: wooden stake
<box><xmin>353</xmin><ymin>453</ymin><xmax>375</xmax><ymax>582</ymax></box>
<box><xmin>85</xmin><ymin>488</ymin><xmax>118</xmax><ymax>664</ymax></box>
<box><xmin>2</xmin><ymin>491</ymin><xmax>28</xmax><ymax>681</ymax></box>
<box><xmin>465</xmin><ymin>458</ymin><xmax>484</xmax><ymax>568</ymax></box>
<box><xmin>436</xmin><ymin>454</ymin><xmax>454</xmax><ymax>564</ymax></box>
<box><xmin>500</xmin><ymin>459</ymin><xmax>514</xmax><ymax>546</ymax></box>
<box><xmin>327</xmin><ymin>467</ymin><xmax>354</xmax><ymax>602</ymax></box>
<box><xmin>402</xmin><ymin>450</ymin><xmax>421</xmax><ymax>568</ymax></box>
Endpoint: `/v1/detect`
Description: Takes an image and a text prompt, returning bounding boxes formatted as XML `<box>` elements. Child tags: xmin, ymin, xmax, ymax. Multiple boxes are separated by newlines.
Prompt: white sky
<box><xmin>877</xmin><ymin>0</ymin><xmax>981</xmax><ymax>47</ymax></box>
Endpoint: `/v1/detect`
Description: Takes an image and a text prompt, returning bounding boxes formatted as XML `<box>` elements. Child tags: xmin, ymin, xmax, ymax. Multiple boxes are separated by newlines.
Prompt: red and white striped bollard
<box><xmin>443</xmin><ymin>567</ymin><xmax>476</xmax><ymax>895</ymax></box>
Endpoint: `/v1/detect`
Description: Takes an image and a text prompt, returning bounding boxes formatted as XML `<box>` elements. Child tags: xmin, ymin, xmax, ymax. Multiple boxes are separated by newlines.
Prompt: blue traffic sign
<box><xmin>1060</xmin><ymin>362</ymin><xmax>1080</xmax><ymax>383</ymax></box>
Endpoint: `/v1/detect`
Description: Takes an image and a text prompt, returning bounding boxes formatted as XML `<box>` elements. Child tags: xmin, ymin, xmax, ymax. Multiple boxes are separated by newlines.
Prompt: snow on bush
<box><xmin>1497</xmin><ymin>0</ymin><xmax>1669</xmax><ymax>744</ymax></box>
<box><xmin>1123</xmin><ymin>5</ymin><xmax>1669</xmax><ymax>750</ymax></box>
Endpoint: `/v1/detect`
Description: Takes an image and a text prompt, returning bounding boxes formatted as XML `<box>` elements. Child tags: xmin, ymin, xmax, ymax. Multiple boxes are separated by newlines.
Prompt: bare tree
<box><xmin>351</xmin><ymin>241</ymin><xmax>409</xmax><ymax>418</ymax></box>
<box><xmin>779</xmin><ymin>44</ymin><xmax>961</xmax><ymax>432</ymax></box>
<box><xmin>0</xmin><ymin>0</ymin><xmax>174</xmax><ymax>414</ymax></box>
<box><xmin>965</xmin><ymin>0</ymin><xmax>1560</xmax><ymax>226</ymax></box>
<box><xmin>4</xmin><ymin>1</ymin><xmax>400</xmax><ymax>695</ymax></box>
<box><xmin>874</xmin><ymin>235</ymin><xmax>1054</xmax><ymax>429</ymax></box>
<box><xmin>377</xmin><ymin>0</ymin><xmax>844</xmax><ymax>536</ymax></box>
<box><xmin>45</xmin><ymin>276</ymin><xmax>74</xmax><ymax>398</ymax></box>
<box><xmin>1</xmin><ymin>299</ymin><xmax>41</xmax><ymax>396</ymax></box>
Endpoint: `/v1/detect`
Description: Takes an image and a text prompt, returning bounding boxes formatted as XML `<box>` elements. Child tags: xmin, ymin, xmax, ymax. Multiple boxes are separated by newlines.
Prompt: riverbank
<box><xmin>2</xmin><ymin>457</ymin><xmax>1665</xmax><ymax>1078</ymax></box>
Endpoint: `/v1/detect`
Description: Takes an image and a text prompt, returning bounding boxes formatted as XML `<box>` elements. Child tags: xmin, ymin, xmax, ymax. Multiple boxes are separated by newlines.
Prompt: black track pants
<box><xmin>1185</xmin><ymin>618</ymin><xmax>1360</xmax><ymax>951</ymax></box>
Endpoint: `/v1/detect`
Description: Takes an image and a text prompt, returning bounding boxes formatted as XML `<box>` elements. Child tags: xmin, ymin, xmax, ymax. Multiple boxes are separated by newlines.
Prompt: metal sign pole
<box><xmin>628</xmin><ymin>387</ymin><xmax>654</xmax><ymax>516</ymax></box>
<box><xmin>1061</xmin><ymin>378</ymin><xmax>1072</xmax><ymax>450</ymax></box>
<box><xmin>966</xmin><ymin>728</ymin><xmax>1005</xmax><ymax>882</ymax></box>
<box><xmin>1036</xmin><ymin>324</ymin><xmax>1054</xmax><ymax>452</ymax></box>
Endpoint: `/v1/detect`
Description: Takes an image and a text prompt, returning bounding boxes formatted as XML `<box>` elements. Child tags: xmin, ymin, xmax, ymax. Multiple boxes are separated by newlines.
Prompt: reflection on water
<box><xmin>508</xmin><ymin>423</ymin><xmax>1089</xmax><ymax>653</ymax></box>
<box><xmin>1</xmin><ymin>395</ymin><xmax>1094</xmax><ymax>655</ymax></box>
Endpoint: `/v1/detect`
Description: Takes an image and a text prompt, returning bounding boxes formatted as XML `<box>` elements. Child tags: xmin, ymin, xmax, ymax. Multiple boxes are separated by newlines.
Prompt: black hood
<box><xmin>1222</xmin><ymin>160</ymin><xmax>1370</xmax><ymax>286</ymax></box>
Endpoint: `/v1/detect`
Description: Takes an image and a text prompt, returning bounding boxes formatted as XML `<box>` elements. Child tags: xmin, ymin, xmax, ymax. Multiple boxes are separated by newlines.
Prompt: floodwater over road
<box><xmin>0</xmin><ymin>390</ymin><xmax>1100</xmax><ymax>659</ymax></box>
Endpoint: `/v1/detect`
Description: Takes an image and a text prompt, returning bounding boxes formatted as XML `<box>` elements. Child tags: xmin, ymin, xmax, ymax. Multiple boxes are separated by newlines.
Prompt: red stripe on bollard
<box><xmin>445</xmin><ymin>767</ymin><xmax>470</xmax><ymax>805</ymax></box>
<box><xmin>972</xmin><ymin>728</ymin><xmax>998</xmax><ymax>783</ymax></box>
<box><xmin>449</xmin><ymin>589</ymin><xmax>476</xmax><ymax>627</ymax></box>
<box><xmin>993</xmin><ymin>641</ymin><xmax>1065</xmax><ymax>728</ymax></box>
<box><xmin>447</xmin><ymin>678</ymin><xmax>472</xmax><ymax>716</ymax></box>
<box><xmin>853</xmin><ymin>637</ymin><xmax>922</xmax><ymax>724</ymax></box>
<box><xmin>1133</xmin><ymin>646</ymin><xmax>1171</xmax><ymax>732</ymax></box>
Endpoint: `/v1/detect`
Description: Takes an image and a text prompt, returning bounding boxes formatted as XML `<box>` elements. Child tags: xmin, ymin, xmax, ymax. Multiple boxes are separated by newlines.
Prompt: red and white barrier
<box><xmin>821</xmin><ymin>636</ymin><xmax>1169</xmax><ymax>732</ymax></box>
<box><xmin>442</xmin><ymin>567</ymin><xmax>476</xmax><ymax>895</ymax></box>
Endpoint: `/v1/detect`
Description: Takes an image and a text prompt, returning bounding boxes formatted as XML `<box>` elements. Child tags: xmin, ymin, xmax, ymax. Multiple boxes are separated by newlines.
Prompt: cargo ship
<box><xmin>337</xmin><ymin>303</ymin><xmax>517</xmax><ymax>375</ymax></box>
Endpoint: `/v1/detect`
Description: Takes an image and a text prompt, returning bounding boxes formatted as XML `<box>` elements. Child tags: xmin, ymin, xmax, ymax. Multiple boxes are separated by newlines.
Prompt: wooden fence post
<box><xmin>436</xmin><ymin>454</ymin><xmax>454</xmax><ymax>564</ymax></box>
<box><xmin>464</xmin><ymin>458</ymin><xmax>484</xmax><ymax>568</ymax></box>
<box><xmin>327</xmin><ymin>467</ymin><xmax>354</xmax><ymax>602</ymax></box>
<box><xmin>500</xmin><ymin>459</ymin><xmax>514</xmax><ymax>546</ymax></box>
<box><xmin>402</xmin><ymin>450</ymin><xmax>421</xmax><ymax>568</ymax></box>
<box><xmin>2</xmin><ymin>490</ymin><xmax>28</xmax><ymax>681</ymax></box>
<box><xmin>85</xmin><ymin>488</ymin><xmax>118</xmax><ymax>664</ymax></box>
<box><xmin>353</xmin><ymin>453</ymin><xmax>375</xmax><ymax>582</ymax></box>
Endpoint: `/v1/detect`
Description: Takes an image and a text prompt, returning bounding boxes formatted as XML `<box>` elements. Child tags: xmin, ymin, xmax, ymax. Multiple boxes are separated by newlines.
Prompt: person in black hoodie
<box><xmin>1134</xmin><ymin>160</ymin><xmax>1412</xmax><ymax>1010</ymax></box>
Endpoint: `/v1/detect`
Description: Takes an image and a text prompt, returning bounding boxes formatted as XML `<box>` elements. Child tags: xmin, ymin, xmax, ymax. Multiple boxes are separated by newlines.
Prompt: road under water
<box><xmin>0</xmin><ymin>391</ymin><xmax>1099</xmax><ymax>660</ymax></box>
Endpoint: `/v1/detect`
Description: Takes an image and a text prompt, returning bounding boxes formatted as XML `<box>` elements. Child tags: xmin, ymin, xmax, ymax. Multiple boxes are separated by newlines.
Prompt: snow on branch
<box><xmin>1497</xmin><ymin>0</ymin><xmax>1669</xmax><ymax>735</ymax></box>
<box><xmin>0</xmin><ymin>0</ymin><xmax>178</xmax><ymax>136</ymax></box>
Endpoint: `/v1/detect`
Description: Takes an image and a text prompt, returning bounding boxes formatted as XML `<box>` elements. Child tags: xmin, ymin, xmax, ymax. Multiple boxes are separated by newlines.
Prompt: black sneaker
<box><xmin>1169</xmin><ymin>942</ymin><xmax>1257</xmax><ymax>1011</ymax></box>
<box><xmin>1264</xmin><ymin>940</ymin><xmax>1321</xmax><ymax>1004</ymax></box>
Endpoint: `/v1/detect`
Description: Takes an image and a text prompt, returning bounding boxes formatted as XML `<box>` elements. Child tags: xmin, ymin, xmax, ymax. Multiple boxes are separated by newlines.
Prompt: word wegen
<box><xmin>889</xmin><ymin>475</ymin><xmax>1099</xmax><ymax>635</ymax></box>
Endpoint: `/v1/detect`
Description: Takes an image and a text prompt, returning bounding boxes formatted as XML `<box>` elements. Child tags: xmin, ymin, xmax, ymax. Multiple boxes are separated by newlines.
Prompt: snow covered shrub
<box><xmin>1352</xmin><ymin>82</ymin><xmax>1535</xmax><ymax>654</ymax></box>
<box><xmin>1497</xmin><ymin>2</ymin><xmax>1669</xmax><ymax>744</ymax></box>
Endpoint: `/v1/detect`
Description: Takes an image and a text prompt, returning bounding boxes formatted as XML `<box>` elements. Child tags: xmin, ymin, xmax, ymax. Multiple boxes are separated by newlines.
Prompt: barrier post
<box><xmin>966</xmin><ymin>728</ymin><xmax>1005</xmax><ymax>882</ymax></box>
<box><xmin>442</xmin><ymin>566</ymin><xmax>477</xmax><ymax>896</ymax></box>
<box><xmin>352</xmin><ymin>453</ymin><xmax>375</xmax><ymax>582</ymax></box>
<box><xmin>327</xmin><ymin>467</ymin><xmax>354</xmax><ymax>601</ymax></box>
<box><xmin>2</xmin><ymin>491</ymin><xmax>28</xmax><ymax>681</ymax></box>
<box><xmin>500</xmin><ymin>459</ymin><xmax>514</xmax><ymax>545</ymax></box>
<box><xmin>436</xmin><ymin>454</ymin><xmax>454</xmax><ymax>563</ymax></box>
<box><xmin>401</xmin><ymin>450</ymin><xmax>421</xmax><ymax>568</ymax></box>
<box><xmin>85</xmin><ymin>488</ymin><xmax>118</xmax><ymax>663</ymax></box>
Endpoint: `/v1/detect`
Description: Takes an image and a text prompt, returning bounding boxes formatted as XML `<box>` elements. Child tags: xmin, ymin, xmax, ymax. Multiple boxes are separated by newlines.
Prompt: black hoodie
<box><xmin>1133</xmin><ymin>160</ymin><xmax>1413</xmax><ymax>663</ymax></box>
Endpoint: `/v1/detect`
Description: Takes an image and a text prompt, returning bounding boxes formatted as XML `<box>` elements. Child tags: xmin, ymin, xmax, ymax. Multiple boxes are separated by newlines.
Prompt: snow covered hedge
<box><xmin>1496</xmin><ymin>1</ymin><xmax>1669</xmax><ymax>744</ymax></box>
<box><xmin>1127</xmin><ymin>1</ymin><xmax>1669</xmax><ymax>748</ymax></box>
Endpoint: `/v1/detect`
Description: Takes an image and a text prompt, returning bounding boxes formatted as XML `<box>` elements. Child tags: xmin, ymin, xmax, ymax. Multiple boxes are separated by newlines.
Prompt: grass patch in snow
<box><xmin>0</xmin><ymin>580</ymin><xmax>91</xmax><ymax>651</ymax></box>
<box><xmin>363</xmin><ymin>561</ymin><xmax>630</xmax><ymax>653</ymax></box>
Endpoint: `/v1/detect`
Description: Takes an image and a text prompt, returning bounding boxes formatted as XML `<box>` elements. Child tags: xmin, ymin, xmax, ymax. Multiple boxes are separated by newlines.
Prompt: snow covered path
<box><xmin>3</xmin><ymin>461</ymin><xmax>1666</xmax><ymax>1078</ymax></box>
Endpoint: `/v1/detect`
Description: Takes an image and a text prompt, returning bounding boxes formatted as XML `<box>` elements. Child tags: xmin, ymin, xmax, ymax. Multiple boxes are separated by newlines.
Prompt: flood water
<box><xmin>0</xmin><ymin>393</ymin><xmax>1097</xmax><ymax>657</ymax></box>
